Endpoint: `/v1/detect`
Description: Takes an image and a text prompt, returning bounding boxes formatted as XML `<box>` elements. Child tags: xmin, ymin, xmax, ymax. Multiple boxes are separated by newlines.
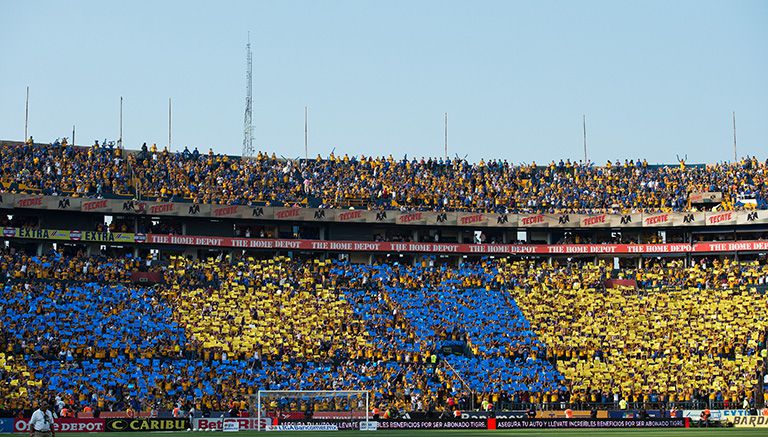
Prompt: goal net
<box><xmin>252</xmin><ymin>390</ymin><xmax>372</xmax><ymax>431</ymax></box>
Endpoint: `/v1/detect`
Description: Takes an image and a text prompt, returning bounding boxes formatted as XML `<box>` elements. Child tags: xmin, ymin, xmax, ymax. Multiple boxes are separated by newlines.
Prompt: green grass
<box><xmin>50</xmin><ymin>430</ymin><xmax>768</xmax><ymax>437</ymax></box>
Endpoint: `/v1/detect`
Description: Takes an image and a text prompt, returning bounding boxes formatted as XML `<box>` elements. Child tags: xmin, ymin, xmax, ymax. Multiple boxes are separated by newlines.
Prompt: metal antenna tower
<box><xmin>242</xmin><ymin>33</ymin><xmax>254</xmax><ymax>158</ymax></box>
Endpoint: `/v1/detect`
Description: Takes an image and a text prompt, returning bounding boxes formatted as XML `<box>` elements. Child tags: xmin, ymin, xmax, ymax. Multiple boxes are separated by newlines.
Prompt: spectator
<box><xmin>28</xmin><ymin>399</ymin><xmax>55</xmax><ymax>437</ymax></box>
<box><xmin>3</xmin><ymin>140</ymin><xmax>768</xmax><ymax>213</ymax></box>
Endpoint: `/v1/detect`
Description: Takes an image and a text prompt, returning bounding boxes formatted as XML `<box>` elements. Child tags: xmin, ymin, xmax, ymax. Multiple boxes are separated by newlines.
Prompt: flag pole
<box><xmin>583</xmin><ymin>114</ymin><xmax>587</xmax><ymax>163</ymax></box>
<box><xmin>304</xmin><ymin>106</ymin><xmax>308</xmax><ymax>161</ymax></box>
<box><xmin>168</xmin><ymin>98</ymin><xmax>172</xmax><ymax>149</ymax></box>
<box><xmin>24</xmin><ymin>86</ymin><xmax>29</xmax><ymax>141</ymax></box>
<box><xmin>444</xmin><ymin>112</ymin><xmax>448</xmax><ymax>159</ymax></box>
<box><xmin>119</xmin><ymin>96</ymin><xmax>123</xmax><ymax>148</ymax></box>
<box><xmin>732</xmin><ymin>111</ymin><xmax>737</xmax><ymax>162</ymax></box>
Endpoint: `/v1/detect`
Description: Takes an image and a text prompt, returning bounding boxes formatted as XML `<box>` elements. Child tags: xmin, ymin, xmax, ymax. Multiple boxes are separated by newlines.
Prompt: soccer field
<box><xmin>46</xmin><ymin>430</ymin><xmax>768</xmax><ymax>437</ymax></box>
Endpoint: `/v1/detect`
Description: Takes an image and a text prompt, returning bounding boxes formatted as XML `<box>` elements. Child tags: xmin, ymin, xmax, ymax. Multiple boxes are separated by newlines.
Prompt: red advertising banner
<box><xmin>580</xmin><ymin>214</ymin><xmax>611</xmax><ymax>228</ymax></box>
<box><xmin>130</xmin><ymin>271</ymin><xmax>164</xmax><ymax>284</ymax></box>
<box><xmin>604</xmin><ymin>279</ymin><xmax>638</xmax><ymax>289</ymax></box>
<box><xmin>144</xmin><ymin>234</ymin><xmax>768</xmax><ymax>255</ymax></box>
<box><xmin>14</xmin><ymin>418</ymin><xmax>105</xmax><ymax>433</ymax></box>
<box><xmin>146</xmin><ymin>202</ymin><xmax>178</xmax><ymax>216</ymax></box>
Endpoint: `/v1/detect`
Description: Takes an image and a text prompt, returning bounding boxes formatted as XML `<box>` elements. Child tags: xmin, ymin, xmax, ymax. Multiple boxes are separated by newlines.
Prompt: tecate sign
<box><xmin>15</xmin><ymin>419</ymin><xmax>105</xmax><ymax>433</ymax></box>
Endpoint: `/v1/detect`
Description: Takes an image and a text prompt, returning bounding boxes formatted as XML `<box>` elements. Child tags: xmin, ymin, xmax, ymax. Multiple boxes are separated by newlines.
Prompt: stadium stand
<box><xmin>1</xmin><ymin>282</ymin><xmax>186</xmax><ymax>360</ymax></box>
<box><xmin>2</xmin><ymin>140</ymin><xmax>768</xmax><ymax>212</ymax></box>
<box><xmin>331</xmin><ymin>261</ymin><xmax>567</xmax><ymax>409</ymax></box>
<box><xmin>0</xmin><ymin>249</ymin><xmax>155</xmax><ymax>282</ymax></box>
<box><xmin>1</xmin><ymin>139</ymin><xmax>768</xmax><ymax>421</ymax></box>
<box><xmin>161</xmin><ymin>256</ymin><xmax>370</xmax><ymax>361</ymax></box>
<box><xmin>0</xmin><ymin>353</ymin><xmax>40</xmax><ymax>412</ymax></box>
<box><xmin>0</xmin><ymin>250</ymin><xmax>766</xmax><ymax>416</ymax></box>
<box><xmin>504</xmin><ymin>258</ymin><xmax>768</xmax><ymax>408</ymax></box>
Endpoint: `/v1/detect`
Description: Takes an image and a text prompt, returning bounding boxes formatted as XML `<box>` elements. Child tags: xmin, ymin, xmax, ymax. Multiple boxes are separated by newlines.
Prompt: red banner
<box><xmin>144</xmin><ymin>234</ymin><xmax>768</xmax><ymax>255</ymax></box>
<box><xmin>605</xmin><ymin>279</ymin><xmax>637</xmax><ymax>289</ymax></box>
<box><xmin>14</xmin><ymin>418</ymin><xmax>105</xmax><ymax>433</ymax></box>
<box><xmin>130</xmin><ymin>271</ymin><xmax>164</xmax><ymax>284</ymax></box>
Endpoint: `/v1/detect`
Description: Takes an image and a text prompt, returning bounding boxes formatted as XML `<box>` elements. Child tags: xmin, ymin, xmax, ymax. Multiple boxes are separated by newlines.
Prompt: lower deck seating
<box><xmin>1</xmin><ymin>254</ymin><xmax>766</xmax><ymax>414</ymax></box>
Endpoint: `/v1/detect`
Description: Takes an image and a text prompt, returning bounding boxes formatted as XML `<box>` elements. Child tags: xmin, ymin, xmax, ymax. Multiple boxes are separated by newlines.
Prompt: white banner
<box><xmin>359</xmin><ymin>421</ymin><xmax>378</xmax><ymax>431</ymax></box>
<box><xmin>222</xmin><ymin>420</ymin><xmax>239</xmax><ymax>432</ymax></box>
<box><xmin>682</xmin><ymin>409</ymin><xmax>749</xmax><ymax>421</ymax></box>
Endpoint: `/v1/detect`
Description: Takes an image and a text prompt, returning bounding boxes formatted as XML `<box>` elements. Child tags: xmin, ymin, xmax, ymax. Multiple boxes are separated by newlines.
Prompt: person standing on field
<box><xmin>29</xmin><ymin>400</ymin><xmax>56</xmax><ymax>437</ymax></box>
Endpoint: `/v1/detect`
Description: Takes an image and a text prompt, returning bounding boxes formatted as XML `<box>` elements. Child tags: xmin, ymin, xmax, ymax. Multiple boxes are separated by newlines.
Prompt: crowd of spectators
<box><xmin>623</xmin><ymin>258</ymin><xmax>768</xmax><ymax>289</ymax></box>
<box><xmin>2</xmin><ymin>282</ymin><xmax>185</xmax><ymax>361</ymax></box>
<box><xmin>0</xmin><ymin>248</ymin><xmax>159</xmax><ymax>282</ymax></box>
<box><xmin>2</xmin><ymin>251</ymin><xmax>768</xmax><ymax>417</ymax></box>
<box><xmin>500</xmin><ymin>258</ymin><xmax>768</xmax><ymax>408</ymax></box>
<box><xmin>0</xmin><ymin>253</ymin><xmax>448</xmax><ymax>416</ymax></box>
<box><xmin>161</xmin><ymin>256</ymin><xmax>369</xmax><ymax>361</ymax></box>
<box><xmin>2</xmin><ymin>139</ymin><xmax>768</xmax><ymax>212</ymax></box>
<box><xmin>332</xmin><ymin>261</ymin><xmax>568</xmax><ymax>409</ymax></box>
<box><xmin>0</xmin><ymin>352</ymin><xmax>39</xmax><ymax>413</ymax></box>
<box><xmin>0</xmin><ymin>138</ymin><xmax>130</xmax><ymax>197</ymax></box>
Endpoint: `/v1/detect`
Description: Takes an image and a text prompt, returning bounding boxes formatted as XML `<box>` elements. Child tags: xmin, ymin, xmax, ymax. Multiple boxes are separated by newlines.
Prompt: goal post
<box><xmin>253</xmin><ymin>390</ymin><xmax>372</xmax><ymax>431</ymax></box>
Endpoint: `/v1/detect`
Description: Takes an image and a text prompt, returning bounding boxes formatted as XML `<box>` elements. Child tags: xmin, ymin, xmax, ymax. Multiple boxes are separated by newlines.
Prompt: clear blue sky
<box><xmin>1</xmin><ymin>0</ymin><xmax>766</xmax><ymax>164</ymax></box>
